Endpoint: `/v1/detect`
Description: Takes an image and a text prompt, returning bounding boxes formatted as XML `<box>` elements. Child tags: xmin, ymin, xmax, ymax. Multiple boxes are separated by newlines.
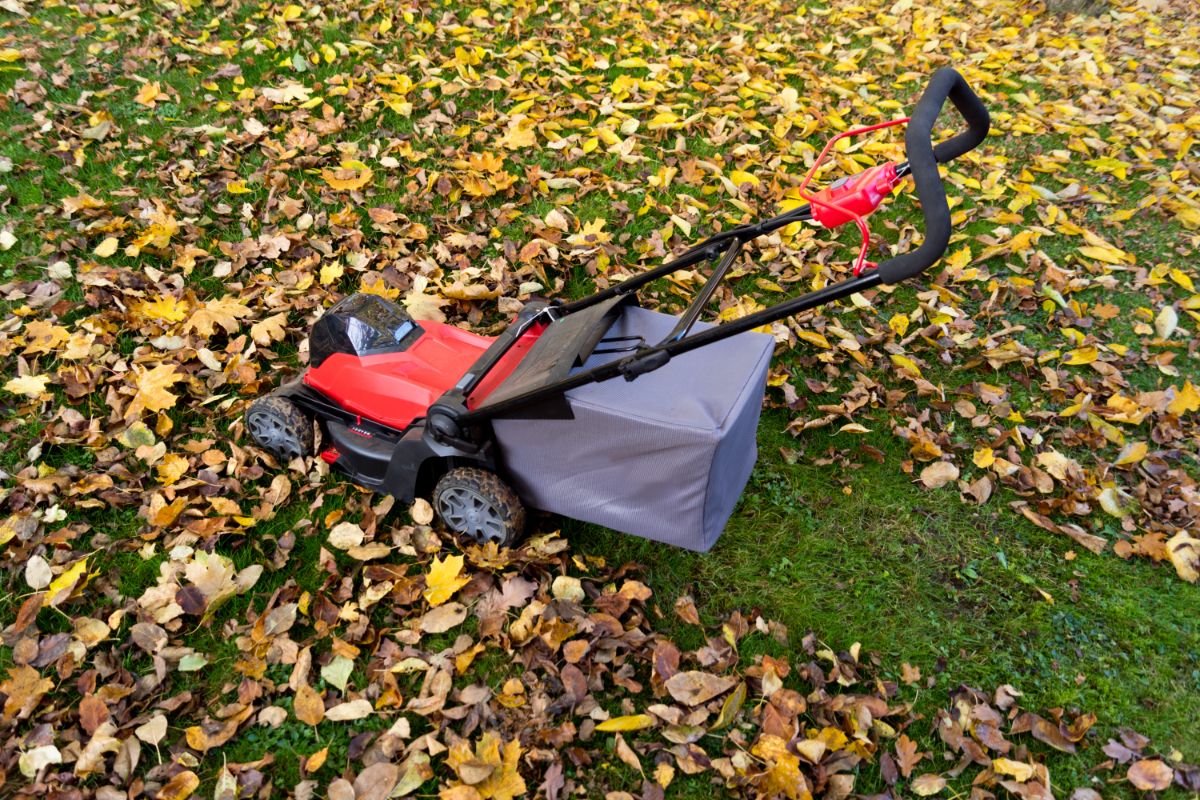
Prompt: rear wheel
<box><xmin>245</xmin><ymin>396</ymin><xmax>313</xmax><ymax>461</ymax></box>
<box><xmin>433</xmin><ymin>468</ymin><xmax>525</xmax><ymax>547</ymax></box>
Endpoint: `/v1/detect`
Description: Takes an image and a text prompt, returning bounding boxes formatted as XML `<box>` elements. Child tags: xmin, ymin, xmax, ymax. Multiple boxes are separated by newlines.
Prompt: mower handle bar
<box><xmin>453</xmin><ymin>69</ymin><xmax>990</xmax><ymax>422</ymax></box>
<box><xmin>876</xmin><ymin>67</ymin><xmax>990</xmax><ymax>284</ymax></box>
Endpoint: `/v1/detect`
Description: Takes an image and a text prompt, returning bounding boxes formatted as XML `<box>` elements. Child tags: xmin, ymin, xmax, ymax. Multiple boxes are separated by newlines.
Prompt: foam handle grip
<box><xmin>876</xmin><ymin>68</ymin><xmax>990</xmax><ymax>285</ymax></box>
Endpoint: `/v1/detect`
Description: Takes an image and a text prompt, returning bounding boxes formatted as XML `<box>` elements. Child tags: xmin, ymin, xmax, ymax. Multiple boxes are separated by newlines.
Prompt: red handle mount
<box><xmin>796</xmin><ymin>117</ymin><xmax>909</xmax><ymax>276</ymax></box>
<box><xmin>808</xmin><ymin>162</ymin><xmax>901</xmax><ymax>229</ymax></box>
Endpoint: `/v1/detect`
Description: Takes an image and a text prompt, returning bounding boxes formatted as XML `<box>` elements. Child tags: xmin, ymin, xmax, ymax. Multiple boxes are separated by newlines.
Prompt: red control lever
<box><xmin>808</xmin><ymin>162</ymin><xmax>901</xmax><ymax>229</ymax></box>
<box><xmin>796</xmin><ymin>117</ymin><xmax>909</xmax><ymax>276</ymax></box>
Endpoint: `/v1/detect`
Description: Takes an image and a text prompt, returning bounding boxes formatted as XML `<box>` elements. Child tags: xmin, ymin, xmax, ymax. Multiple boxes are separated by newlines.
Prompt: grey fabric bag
<box><xmin>492</xmin><ymin>305</ymin><xmax>774</xmax><ymax>551</ymax></box>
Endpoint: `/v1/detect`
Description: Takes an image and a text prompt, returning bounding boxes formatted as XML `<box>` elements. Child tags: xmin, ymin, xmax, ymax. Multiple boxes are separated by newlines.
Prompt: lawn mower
<box><xmin>245</xmin><ymin>67</ymin><xmax>990</xmax><ymax>551</ymax></box>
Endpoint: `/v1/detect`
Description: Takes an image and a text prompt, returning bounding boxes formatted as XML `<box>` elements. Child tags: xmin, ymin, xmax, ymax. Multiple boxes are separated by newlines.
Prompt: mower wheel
<box><xmin>433</xmin><ymin>467</ymin><xmax>525</xmax><ymax>547</ymax></box>
<box><xmin>245</xmin><ymin>396</ymin><xmax>313</xmax><ymax>461</ymax></box>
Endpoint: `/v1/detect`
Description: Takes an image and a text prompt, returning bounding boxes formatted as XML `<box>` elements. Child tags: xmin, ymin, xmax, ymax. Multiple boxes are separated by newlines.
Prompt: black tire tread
<box><xmin>433</xmin><ymin>467</ymin><xmax>525</xmax><ymax>546</ymax></box>
<box><xmin>245</xmin><ymin>395</ymin><xmax>314</xmax><ymax>459</ymax></box>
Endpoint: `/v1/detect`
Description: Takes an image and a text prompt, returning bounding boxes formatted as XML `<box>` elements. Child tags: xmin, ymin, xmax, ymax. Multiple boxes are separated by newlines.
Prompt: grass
<box><xmin>570</xmin><ymin>411</ymin><xmax>1200</xmax><ymax>791</ymax></box>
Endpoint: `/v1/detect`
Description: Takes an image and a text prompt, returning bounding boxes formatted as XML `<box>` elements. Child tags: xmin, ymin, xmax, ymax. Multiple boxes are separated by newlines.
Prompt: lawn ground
<box><xmin>1</xmin><ymin>0</ymin><xmax>1198</xmax><ymax>797</ymax></box>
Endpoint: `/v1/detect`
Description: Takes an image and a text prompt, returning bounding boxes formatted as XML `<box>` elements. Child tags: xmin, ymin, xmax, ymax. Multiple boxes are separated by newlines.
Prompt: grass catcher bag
<box><xmin>492</xmin><ymin>306</ymin><xmax>774</xmax><ymax>551</ymax></box>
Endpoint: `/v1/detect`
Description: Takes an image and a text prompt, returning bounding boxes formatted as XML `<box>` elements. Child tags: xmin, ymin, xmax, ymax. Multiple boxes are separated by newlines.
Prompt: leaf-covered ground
<box><xmin>1</xmin><ymin>0</ymin><xmax>1199</xmax><ymax>798</ymax></box>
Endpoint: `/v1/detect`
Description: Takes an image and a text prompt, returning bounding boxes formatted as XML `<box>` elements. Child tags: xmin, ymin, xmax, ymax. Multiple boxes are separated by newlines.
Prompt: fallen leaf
<box><xmin>1127</xmin><ymin>759</ymin><xmax>1173</xmax><ymax>791</ymax></box>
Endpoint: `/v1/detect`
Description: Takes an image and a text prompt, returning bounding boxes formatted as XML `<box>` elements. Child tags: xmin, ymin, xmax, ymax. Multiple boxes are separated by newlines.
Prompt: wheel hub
<box><xmin>438</xmin><ymin>487</ymin><xmax>505</xmax><ymax>544</ymax></box>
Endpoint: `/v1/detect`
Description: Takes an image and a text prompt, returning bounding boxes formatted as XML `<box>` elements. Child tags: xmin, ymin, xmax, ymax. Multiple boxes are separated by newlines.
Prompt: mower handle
<box><xmin>876</xmin><ymin>67</ymin><xmax>990</xmax><ymax>285</ymax></box>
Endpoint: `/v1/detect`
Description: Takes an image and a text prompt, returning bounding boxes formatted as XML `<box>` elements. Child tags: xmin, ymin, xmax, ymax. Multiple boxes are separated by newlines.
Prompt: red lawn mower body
<box><xmin>303</xmin><ymin>317</ymin><xmax>548</xmax><ymax>432</ymax></box>
<box><xmin>303</xmin><ymin>320</ymin><xmax>490</xmax><ymax>431</ymax></box>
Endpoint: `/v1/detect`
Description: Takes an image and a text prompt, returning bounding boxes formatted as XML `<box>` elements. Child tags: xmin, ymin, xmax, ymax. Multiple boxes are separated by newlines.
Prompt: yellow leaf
<box><xmin>944</xmin><ymin>246</ymin><xmax>972</xmax><ymax>271</ymax></box>
<box><xmin>250</xmin><ymin>313</ymin><xmax>288</xmax><ymax>346</ymax></box>
<box><xmin>294</xmin><ymin>682</ymin><xmax>325</xmax><ymax>726</ymax></box>
<box><xmin>134</xmin><ymin>81</ymin><xmax>163</xmax><ymax>107</ymax></box>
<box><xmin>1062</xmin><ymin>346</ymin><xmax>1098</xmax><ymax>365</ymax></box>
<box><xmin>94</xmin><ymin>237</ymin><xmax>119</xmax><ymax>257</ymax></box>
<box><xmin>320</xmin><ymin>161</ymin><xmax>374</xmax><ymax>191</ymax></box>
<box><xmin>1166</xmin><ymin>531</ymin><xmax>1199</xmax><ymax>583</ymax></box>
<box><xmin>1169</xmin><ymin>269</ymin><xmax>1195</xmax><ymax>292</ymax></box>
<box><xmin>1078</xmin><ymin>245</ymin><xmax>1129</xmax><ymax>265</ymax></box>
<box><xmin>992</xmin><ymin>758</ymin><xmax>1035</xmax><ymax>782</ymax></box>
<box><xmin>186</xmin><ymin>296</ymin><xmax>252</xmax><ymax>336</ymax></box>
<box><xmin>44</xmin><ymin>557</ymin><xmax>89</xmax><ymax>608</ymax></box>
<box><xmin>0</xmin><ymin>48</ymin><xmax>23</xmax><ymax>62</ymax></box>
<box><xmin>973</xmin><ymin>447</ymin><xmax>995</xmax><ymax>469</ymax></box>
<box><xmin>4</xmin><ymin>374</ymin><xmax>50</xmax><ymax>398</ymax></box>
<box><xmin>596</xmin><ymin>714</ymin><xmax>655</xmax><ymax>732</ymax></box>
<box><xmin>126</xmin><ymin>364</ymin><xmax>183</xmax><ymax>421</ymax></box>
<box><xmin>157</xmin><ymin>770</ymin><xmax>200</xmax><ymax>800</ymax></box>
<box><xmin>1098</xmin><ymin>487</ymin><xmax>1126</xmax><ymax>517</ymax></box>
<box><xmin>1085</xmin><ymin>157</ymin><xmax>1130</xmax><ymax>181</ymax></box>
<box><xmin>796</xmin><ymin>330</ymin><xmax>830</xmax><ymax>349</ymax></box>
<box><xmin>647</xmin><ymin>111</ymin><xmax>682</xmax><ymax>131</ymax></box>
<box><xmin>838</xmin><ymin>423</ymin><xmax>872</xmax><ymax>434</ymax></box>
<box><xmin>1168</xmin><ymin>381</ymin><xmax>1200</xmax><ymax>416</ymax></box>
<box><xmin>226</xmin><ymin>180</ymin><xmax>252</xmax><ymax>194</ymax></box>
<box><xmin>890</xmin><ymin>354</ymin><xmax>922</xmax><ymax>378</ymax></box>
<box><xmin>710</xmin><ymin>682</ymin><xmax>747</xmax><ymax>731</ymax></box>
<box><xmin>750</xmin><ymin>735</ymin><xmax>808</xmax><ymax>799</ymax></box>
<box><xmin>1175</xmin><ymin>206</ymin><xmax>1200</xmax><ymax>229</ymax></box>
<box><xmin>320</xmin><ymin>262</ymin><xmax>344</xmax><ymax>286</ymax></box>
<box><xmin>1113</xmin><ymin>441</ymin><xmax>1148</xmax><ymax>467</ymax></box>
<box><xmin>138</xmin><ymin>295</ymin><xmax>189</xmax><ymax>323</ymax></box>
<box><xmin>156</xmin><ymin>453</ymin><xmax>189</xmax><ymax>485</ymax></box>
<box><xmin>729</xmin><ymin>170</ymin><xmax>759</xmax><ymax>187</ymax></box>
<box><xmin>445</xmin><ymin>732</ymin><xmax>526</xmax><ymax>800</ymax></box>
<box><xmin>423</xmin><ymin>554</ymin><xmax>470</xmax><ymax>606</ymax></box>
<box><xmin>306</xmin><ymin>746</ymin><xmax>328</xmax><ymax>773</ymax></box>
<box><xmin>889</xmin><ymin>313</ymin><xmax>910</xmax><ymax>336</ymax></box>
<box><xmin>498</xmin><ymin>119</ymin><xmax>537</xmax><ymax>149</ymax></box>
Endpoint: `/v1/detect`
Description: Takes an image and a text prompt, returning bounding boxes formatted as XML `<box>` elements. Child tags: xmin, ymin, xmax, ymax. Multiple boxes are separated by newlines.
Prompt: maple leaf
<box><xmin>1</xmin><ymin>665</ymin><xmax>54</xmax><ymax>722</ymax></box>
<box><xmin>250</xmin><ymin>312</ymin><xmax>288</xmax><ymax>346</ymax></box>
<box><xmin>445</xmin><ymin>733</ymin><xmax>526</xmax><ymax>800</ymax></box>
<box><xmin>4</xmin><ymin>373</ymin><xmax>50</xmax><ymax>397</ymax></box>
<box><xmin>321</xmin><ymin>160</ymin><xmax>374</xmax><ymax>191</ymax></box>
<box><xmin>134</xmin><ymin>81</ymin><xmax>164</xmax><ymax>106</ymax></box>
<box><xmin>21</xmin><ymin>319</ymin><xmax>70</xmax><ymax>355</ymax></box>
<box><xmin>185</xmin><ymin>296</ymin><xmax>252</xmax><ymax>336</ymax></box>
<box><xmin>125</xmin><ymin>363</ymin><xmax>182</xmax><ymax>421</ymax></box>
<box><xmin>262</xmin><ymin>81</ymin><xmax>312</xmax><ymax>103</ymax></box>
<box><xmin>423</xmin><ymin>554</ymin><xmax>470</xmax><ymax>606</ymax></box>
<box><xmin>751</xmin><ymin>735</ymin><xmax>809</xmax><ymax>799</ymax></box>
<box><xmin>137</xmin><ymin>295</ymin><xmax>190</xmax><ymax>324</ymax></box>
<box><xmin>130</xmin><ymin>201</ymin><xmax>179</xmax><ymax>250</ymax></box>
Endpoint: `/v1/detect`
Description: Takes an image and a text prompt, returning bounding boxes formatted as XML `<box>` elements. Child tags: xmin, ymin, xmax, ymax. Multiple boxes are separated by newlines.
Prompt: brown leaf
<box><xmin>911</xmin><ymin>774</ymin><xmax>947</xmax><ymax>796</ymax></box>
<box><xmin>353</xmin><ymin>762</ymin><xmax>401</xmax><ymax>800</ymax></box>
<box><xmin>0</xmin><ymin>665</ymin><xmax>53</xmax><ymax>722</ymax></box>
<box><xmin>920</xmin><ymin>461</ymin><xmax>960</xmax><ymax>489</ymax></box>
<box><xmin>896</xmin><ymin>734</ymin><xmax>923</xmax><ymax>778</ymax></box>
<box><xmin>1127</xmin><ymin>759</ymin><xmax>1173</xmax><ymax>792</ymax></box>
<box><xmin>294</xmin><ymin>683</ymin><xmax>325</xmax><ymax>726</ymax></box>
<box><xmin>664</xmin><ymin>671</ymin><xmax>737</xmax><ymax>706</ymax></box>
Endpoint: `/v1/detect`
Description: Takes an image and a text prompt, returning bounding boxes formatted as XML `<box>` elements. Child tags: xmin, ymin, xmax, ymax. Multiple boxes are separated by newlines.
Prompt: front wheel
<box><xmin>433</xmin><ymin>467</ymin><xmax>525</xmax><ymax>547</ymax></box>
<box><xmin>245</xmin><ymin>396</ymin><xmax>313</xmax><ymax>461</ymax></box>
